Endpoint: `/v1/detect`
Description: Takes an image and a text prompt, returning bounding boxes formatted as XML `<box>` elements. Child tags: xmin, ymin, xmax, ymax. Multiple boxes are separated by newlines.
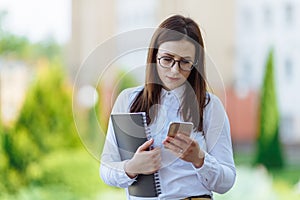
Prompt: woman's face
<box><xmin>156</xmin><ymin>39</ymin><xmax>196</xmax><ymax>90</ymax></box>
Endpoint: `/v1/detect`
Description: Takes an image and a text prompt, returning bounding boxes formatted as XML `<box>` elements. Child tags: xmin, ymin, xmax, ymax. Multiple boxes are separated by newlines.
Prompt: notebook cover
<box><xmin>111</xmin><ymin>112</ymin><xmax>158</xmax><ymax>197</ymax></box>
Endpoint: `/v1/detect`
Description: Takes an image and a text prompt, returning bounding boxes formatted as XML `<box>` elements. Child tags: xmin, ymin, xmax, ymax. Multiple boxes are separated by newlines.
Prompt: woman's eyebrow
<box><xmin>159</xmin><ymin>52</ymin><xmax>192</xmax><ymax>60</ymax></box>
<box><xmin>161</xmin><ymin>53</ymin><xmax>175</xmax><ymax>57</ymax></box>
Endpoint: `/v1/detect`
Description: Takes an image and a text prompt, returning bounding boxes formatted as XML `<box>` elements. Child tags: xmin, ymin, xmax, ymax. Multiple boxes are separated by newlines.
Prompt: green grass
<box><xmin>270</xmin><ymin>166</ymin><xmax>300</xmax><ymax>185</ymax></box>
<box><xmin>0</xmin><ymin>148</ymin><xmax>126</xmax><ymax>200</ymax></box>
<box><xmin>234</xmin><ymin>150</ymin><xmax>300</xmax><ymax>185</ymax></box>
<box><xmin>232</xmin><ymin>150</ymin><xmax>300</xmax><ymax>199</ymax></box>
<box><xmin>1</xmin><ymin>148</ymin><xmax>299</xmax><ymax>199</ymax></box>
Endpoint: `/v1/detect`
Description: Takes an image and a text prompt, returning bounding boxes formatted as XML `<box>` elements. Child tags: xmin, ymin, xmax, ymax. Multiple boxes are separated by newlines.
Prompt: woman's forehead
<box><xmin>158</xmin><ymin>40</ymin><xmax>196</xmax><ymax>58</ymax></box>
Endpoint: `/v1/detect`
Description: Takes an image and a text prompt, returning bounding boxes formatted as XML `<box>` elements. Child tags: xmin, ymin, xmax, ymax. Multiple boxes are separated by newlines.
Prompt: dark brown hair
<box><xmin>130</xmin><ymin>15</ymin><xmax>210</xmax><ymax>132</ymax></box>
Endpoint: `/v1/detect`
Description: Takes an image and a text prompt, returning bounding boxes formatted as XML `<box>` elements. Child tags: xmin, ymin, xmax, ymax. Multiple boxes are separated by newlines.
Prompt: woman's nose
<box><xmin>170</xmin><ymin>62</ymin><xmax>180</xmax><ymax>73</ymax></box>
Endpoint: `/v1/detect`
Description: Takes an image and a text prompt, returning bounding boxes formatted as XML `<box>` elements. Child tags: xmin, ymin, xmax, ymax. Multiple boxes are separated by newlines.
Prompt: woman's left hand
<box><xmin>163</xmin><ymin>133</ymin><xmax>205</xmax><ymax>168</ymax></box>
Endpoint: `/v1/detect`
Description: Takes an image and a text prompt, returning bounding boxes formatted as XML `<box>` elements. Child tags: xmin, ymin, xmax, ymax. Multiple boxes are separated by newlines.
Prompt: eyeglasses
<box><xmin>157</xmin><ymin>56</ymin><xmax>196</xmax><ymax>71</ymax></box>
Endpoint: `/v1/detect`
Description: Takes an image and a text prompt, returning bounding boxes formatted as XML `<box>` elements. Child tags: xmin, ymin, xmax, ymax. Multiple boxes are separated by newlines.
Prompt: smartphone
<box><xmin>167</xmin><ymin>122</ymin><xmax>193</xmax><ymax>137</ymax></box>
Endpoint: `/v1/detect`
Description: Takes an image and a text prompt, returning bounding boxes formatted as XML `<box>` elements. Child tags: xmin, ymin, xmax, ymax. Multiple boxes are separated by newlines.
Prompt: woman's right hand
<box><xmin>124</xmin><ymin>139</ymin><xmax>161</xmax><ymax>178</ymax></box>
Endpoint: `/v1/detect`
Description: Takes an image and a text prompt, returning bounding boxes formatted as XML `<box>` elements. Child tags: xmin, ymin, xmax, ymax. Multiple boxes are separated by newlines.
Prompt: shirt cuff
<box><xmin>121</xmin><ymin>160</ymin><xmax>138</xmax><ymax>185</ymax></box>
<box><xmin>103</xmin><ymin>159</ymin><xmax>137</xmax><ymax>186</ymax></box>
<box><xmin>192</xmin><ymin>151</ymin><xmax>220</xmax><ymax>184</ymax></box>
<box><xmin>123</xmin><ymin>160</ymin><xmax>138</xmax><ymax>183</ymax></box>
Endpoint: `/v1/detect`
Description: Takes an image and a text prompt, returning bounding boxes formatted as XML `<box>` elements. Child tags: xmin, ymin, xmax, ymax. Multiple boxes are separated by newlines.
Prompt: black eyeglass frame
<box><xmin>157</xmin><ymin>56</ymin><xmax>197</xmax><ymax>72</ymax></box>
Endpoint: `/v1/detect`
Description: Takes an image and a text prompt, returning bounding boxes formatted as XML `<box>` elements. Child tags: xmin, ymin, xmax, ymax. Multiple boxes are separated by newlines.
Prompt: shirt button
<box><xmin>167</xmin><ymin>92</ymin><xmax>171</xmax><ymax>95</ymax></box>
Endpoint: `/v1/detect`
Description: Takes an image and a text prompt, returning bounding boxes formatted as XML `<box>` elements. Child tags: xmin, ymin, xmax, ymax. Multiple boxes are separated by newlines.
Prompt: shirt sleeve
<box><xmin>193</xmin><ymin>94</ymin><xmax>236</xmax><ymax>194</ymax></box>
<box><xmin>99</xmin><ymin>89</ymin><xmax>137</xmax><ymax>188</ymax></box>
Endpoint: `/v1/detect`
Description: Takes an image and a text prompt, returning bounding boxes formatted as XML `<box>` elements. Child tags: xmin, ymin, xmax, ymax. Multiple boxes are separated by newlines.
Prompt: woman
<box><xmin>100</xmin><ymin>15</ymin><xmax>236</xmax><ymax>200</ymax></box>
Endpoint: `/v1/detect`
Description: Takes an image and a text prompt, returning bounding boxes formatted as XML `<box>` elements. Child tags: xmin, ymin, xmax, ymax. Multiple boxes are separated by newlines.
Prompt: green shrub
<box><xmin>1</xmin><ymin>149</ymin><xmax>125</xmax><ymax>200</ymax></box>
<box><xmin>255</xmin><ymin>49</ymin><xmax>284</xmax><ymax>169</ymax></box>
<box><xmin>21</xmin><ymin>63</ymin><xmax>79</xmax><ymax>148</ymax></box>
<box><xmin>0</xmin><ymin>122</ymin><xmax>8</xmax><ymax>192</ymax></box>
<box><xmin>2</xmin><ymin>63</ymin><xmax>81</xmax><ymax>192</ymax></box>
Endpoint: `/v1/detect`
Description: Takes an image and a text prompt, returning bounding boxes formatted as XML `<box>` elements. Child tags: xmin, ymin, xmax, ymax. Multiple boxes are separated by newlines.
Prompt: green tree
<box><xmin>0</xmin><ymin>10</ymin><xmax>62</xmax><ymax>61</ymax></box>
<box><xmin>1</xmin><ymin>9</ymin><xmax>82</xmax><ymax>194</ymax></box>
<box><xmin>16</xmin><ymin>63</ymin><xmax>80</xmax><ymax>150</ymax></box>
<box><xmin>255</xmin><ymin>49</ymin><xmax>284</xmax><ymax>169</ymax></box>
<box><xmin>0</xmin><ymin>10</ymin><xmax>31</xmax><ymax>59</ymax></box>
<box><xmin>2</xmin><ymin>63</ymin><xmax>81</xmax><ymax>191</ymax></box>
<box><xmin>0</xmin><ymin>120</ymin><xmax>9</xmax><ymax>192</ymax></box>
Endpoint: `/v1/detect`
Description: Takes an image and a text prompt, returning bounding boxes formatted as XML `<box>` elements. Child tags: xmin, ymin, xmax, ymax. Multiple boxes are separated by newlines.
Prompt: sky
<box><xmin>0</xmin><ymin>0</ymin><xmax>71</xmax><ymax>43</ymax></box>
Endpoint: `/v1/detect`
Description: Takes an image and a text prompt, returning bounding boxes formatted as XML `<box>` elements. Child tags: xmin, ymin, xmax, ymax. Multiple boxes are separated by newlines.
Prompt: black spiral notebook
<box><xmin>111</xmin><ymin>112</ymin><xmax>161</xmax><ymax>197</ymax></box>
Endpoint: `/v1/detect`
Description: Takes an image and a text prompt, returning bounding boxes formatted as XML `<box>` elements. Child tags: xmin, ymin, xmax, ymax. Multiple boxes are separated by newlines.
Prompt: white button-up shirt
<box><xmin>100</xmin><ymin>85</ymin><xmax>236</xmax><ymax>200</ymax></box>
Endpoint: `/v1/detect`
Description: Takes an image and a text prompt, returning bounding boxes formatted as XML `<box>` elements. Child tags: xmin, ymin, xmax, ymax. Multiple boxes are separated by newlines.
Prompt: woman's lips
<box><xmin>167</xmin><ymin>76</ymin><xmax>180</xmax><ymax>81</ymax></box>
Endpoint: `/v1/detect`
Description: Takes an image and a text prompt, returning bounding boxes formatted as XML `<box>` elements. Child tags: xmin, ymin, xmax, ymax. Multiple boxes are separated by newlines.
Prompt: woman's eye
<box><xmin>163</xmin><ymin>57</ymin><xmax>173</xmax><ymax>62</ymax></box>
<box><xmin>162</xmin><ymin>58</ymin><xmax>173</xmax><ymax>64</ymax></box>
<box><xmin>181</xmin><ymin>60</ymin><xmax>190</xmax><ymax>64</ymax></box>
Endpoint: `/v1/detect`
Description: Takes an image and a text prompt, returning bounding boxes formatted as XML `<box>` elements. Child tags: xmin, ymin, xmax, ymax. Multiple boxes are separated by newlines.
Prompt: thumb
<box><xmin>137</xmin><ymin>138</ymin><xmax>153</xmax><ymax>152</ymax></box>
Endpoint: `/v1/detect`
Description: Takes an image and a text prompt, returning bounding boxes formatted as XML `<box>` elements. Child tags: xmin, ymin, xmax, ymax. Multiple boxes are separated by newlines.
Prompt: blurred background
<box><xmin>0</xmin><ymin>0</ymin><xmax>299</xmax><ymax>199</ymax></box>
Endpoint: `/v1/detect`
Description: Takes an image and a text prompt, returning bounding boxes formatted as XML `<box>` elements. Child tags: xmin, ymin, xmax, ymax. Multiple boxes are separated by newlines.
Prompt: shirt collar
<box><xmin>161</xmin><ymin>83</ymin><xmax>186</xmax><ymax>100</ymax></box>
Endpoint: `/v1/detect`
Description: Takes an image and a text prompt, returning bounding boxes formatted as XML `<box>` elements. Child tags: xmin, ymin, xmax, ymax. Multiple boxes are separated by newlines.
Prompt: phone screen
<box><xmin>167</xmin><ymin>122</ymin><xmax>193</xmax><ymax>137</ymax></box>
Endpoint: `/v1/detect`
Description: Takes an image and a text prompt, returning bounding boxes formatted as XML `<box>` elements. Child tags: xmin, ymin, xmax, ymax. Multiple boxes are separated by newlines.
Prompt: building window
<box><xmin>284</xmin><ymin>58</ymin><xmax>293</xmax><ymax>81</ymax></box>
<box><xmin>242</xmin><ymin>8</ymin><xmax>253</xmax><ymax>30</ymax></box>
<box><xmin>116</xmin><ymin>0</ymin><xmax>157</xmax><ymax>32</ymax></box>
<box><xmin>263</xmin><ymin>6</ymin><xmax>272</xmax><ymax>27</ymax></box>
<box><xmin>284</xmin><ymin>3</ymin><xmax>294</xmax><ymax>25</ymax></box>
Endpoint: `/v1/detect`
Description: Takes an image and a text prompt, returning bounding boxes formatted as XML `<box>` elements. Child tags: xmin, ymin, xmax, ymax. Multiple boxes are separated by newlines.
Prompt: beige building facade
<box><xmin>69</xmin><ymin>1</ymin><xmax>251</xmax><ymax>143</ymax></box>
<box><xmin>68</xmin><ymin>0</ymin><xmax>235</xmax><ymax>90</ymax></box>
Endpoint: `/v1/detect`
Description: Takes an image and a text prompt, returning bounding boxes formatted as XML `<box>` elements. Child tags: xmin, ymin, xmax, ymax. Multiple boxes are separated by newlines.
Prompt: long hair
<box><xmin>130</xmin><ymin>15</ymin><xmax>210</xmax><ymax>132</ymax></box>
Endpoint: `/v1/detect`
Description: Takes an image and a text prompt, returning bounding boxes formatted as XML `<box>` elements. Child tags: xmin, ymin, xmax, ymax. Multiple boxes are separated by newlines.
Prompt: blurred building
<box><xmin>68</xmin><ymin>0</ymin><xmax>235</xmax><ymax>86</ymax></box>
<box><xmin>68</xmin><ymin>0</ymin><xmax>236</xmax><ymax>136</ymax></box>
<box><xmin>68</xmin><ymin>0</ymin><xmax>300</xmax><ymax>145</ymax></box>
<box><xmin>234</xmin><ymin>0</ymin><xmax>300</xmax><ymax>144</ymax></box>
<box><xmin>0</xmin><ymin>60</ymin><xmax>31</xmax><ymax>124</ymax></box>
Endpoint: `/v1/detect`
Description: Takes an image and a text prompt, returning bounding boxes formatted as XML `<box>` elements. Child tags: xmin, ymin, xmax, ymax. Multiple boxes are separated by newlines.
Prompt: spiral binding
<box><xmin>141</xmin><ymin>112</ymin><xmax>162</xmax><ymax>196</ymax></box>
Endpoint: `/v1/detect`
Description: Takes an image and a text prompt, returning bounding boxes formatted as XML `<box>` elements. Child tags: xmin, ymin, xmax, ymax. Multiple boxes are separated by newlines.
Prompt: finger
<box><xmin>148</xmin><ymin>148</ymin><xmax>161</xmax><ymax>160</ymax></box>
<box><xmin>137</xmin><ymin>138</ymin><xmax>153</xmax><ymax>152</ymax></box>
<box><xmin>164</xmin><ymin>140</ymin><xmax>182</xmax><ymax>155</ymax></box>
<box><xmin>166</xmin><ymin>138</ymin><xmax>188</xmax><ymax>153</ymax></box>
<box><xmin>166</xmin><ymin>136</ymin><xmax>187</xmax><ymax>150</ymax></box>
<box><xmin>176</xmin><ymin>133</ymin><xmax>193</xmax><ymax>144</ymax></box>
<box><xmin>152</xmin><ymin>147</ymin><xmax>161</xmax><ymax>154</ymax></box>
<box><xmin>177</xmin><ymin>134</ymin><xmax>200</xmax><ymax>152</ymax></box>
<box><xmin>176</xmin><ymin>133</ymin><xmax>190</xmax><ymax>141</ymax></box>
<box><xmin>163</xmin><ymin>137</ymin><xmax>178</xmax><ymax>149</ymax></box>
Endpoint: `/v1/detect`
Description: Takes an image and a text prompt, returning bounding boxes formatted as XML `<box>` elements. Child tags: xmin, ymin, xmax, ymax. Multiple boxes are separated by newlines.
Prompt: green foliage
<box><xmin>0</xmin><ymin>122</ymin><xmax>8</xmax><ymax>192</ymax></box>
<box><xmin>255</xmin><ymin>49</ymin><xmax>284</xmax><ymax>169</ymax></box>
<box><xmin>31</xmin><ymin>150</ymin><xmax>103</xmax><ymax>196</ymax></box>
<box><xmin>116</xmin><ymin>69</ymin><xmax>139</xmax><ymax>94</ymax></box>
<box><xmin>0</xmin><ymin>149</ymin><xmax>125</xmax><ymax>200</ymax></box>
<box><xmin>0</xmin><ymin>33</ymin><xmax>62</xmax><ymax>61</ymax></box>
<box><xmin>0</xmin><ymin>33</ymin><xmax>31</xmax><ymax>59</ymax></box>
<box><xmin>16</xmin><ymin>63</ymin><xmax>79</xmax><ymax>150</ymax></box>
<box><xmin>2</xmin><ymin>63</ymin><xmax>81</xmax><ymax>192</ymax></box>
<box><xmin>0</xmin><ymin>10</ymin><xmax>62</xmax><ymax>61</ymax></box>
<box><xmin>0</xmin><ymin>10</ymin><xmax>29</xmax><ymax>59</ymax></box>
<box><xmin>32</xmin><ymin>38</ymin><xmax>63</xmax><ymax>60</ymax></box>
